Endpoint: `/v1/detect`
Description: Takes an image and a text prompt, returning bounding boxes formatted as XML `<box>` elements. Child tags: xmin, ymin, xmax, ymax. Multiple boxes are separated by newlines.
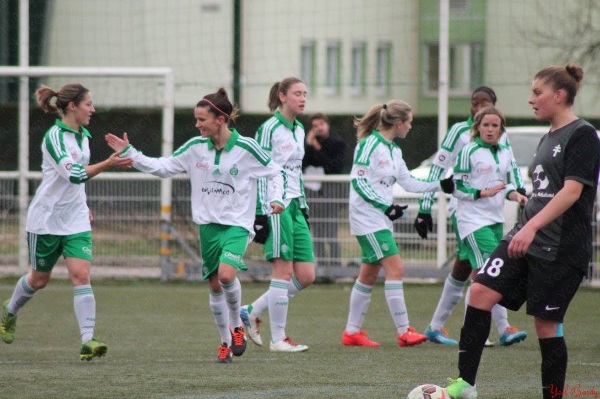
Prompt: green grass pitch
<box><xmin>0</xmin><ymin>279</ymin><xmax>598</xmax><ymax>399</ymax></box>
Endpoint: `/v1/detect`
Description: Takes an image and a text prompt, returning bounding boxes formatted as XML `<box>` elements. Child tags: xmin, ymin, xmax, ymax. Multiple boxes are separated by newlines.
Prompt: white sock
<box><xmin>251</xmin><ymin>275</ymin><xmax>304</xmax><ymax>318</ymax></box>
<box><xmin>249</xmin><ymin>291</ymin><xmax>269</xmax><ymax>318</ymax></box>
<box><xmin>429</xmin><ymin>275</ymin><xmax>466</xmax><ymax>331</ymax></box>
<box><xmin>7</xmin><ymin>275</ymin><xmax>36</xmax><ymax>315</ymax></box>
<box><xmin>345</xmin><ymin>280</ymin><xmax>372</xmax><ymax>334</ymax></box>
<box><xmin>385</xmin><ymin>280</ymin><xmax>409</xmax><ymax>334</ymax></box>
<box><xmin>267</xmin><ymin>279</ymin><xmax>289</xmax><ymax>343</ymax></box>
<box><xmin>209</xmin><ymin>290</ymin><xmax>231</xmax><ymax>346</ymax></box>
<box><xmin>492</xmin><ymin>304</ymin><xmax>510</xmax><ymax>336</ymax></box>
<box><xmin>221</xmin><ymin>278</ymin><xmax>242</xmax><ymax>329</ymax></box>
<box><xmin>287</xmin><ymin>274</ymin><xmax>304</xmax><ymax>299</ymax></box>
<box><xmin>73</xmin><ymin>285</ymin><xmax>96</xmax><ymax>343</ymax></box>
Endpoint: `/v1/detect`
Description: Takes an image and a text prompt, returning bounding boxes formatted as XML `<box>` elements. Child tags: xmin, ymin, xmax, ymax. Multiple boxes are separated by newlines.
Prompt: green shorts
<box><xmin>451</xmin><ymin>213</ymin><xmax>469</xmax><ymax>261</ymax></box>
<box><xmin>28</xmin><ymin>231</ymin><xmax>93</xmax><ymax>272</ymax></box>
<box><xmin>356</xmin><ymin>229</ymin><xmax>399</xmax><ymax>264</ymax></box>
<box><xmin>263</xmin><ymin>198</ymin><xmax>314</xmax><ymax>263</ymax></box>
<box><xmin>199</xmin><ymin>223</ymin><xmax>249</xmax><ymax>280</ymax></box>
<box><xmin>462</xmin><ymin>223</ymin><xmax>503</xmax><ymax>270</ymax></box>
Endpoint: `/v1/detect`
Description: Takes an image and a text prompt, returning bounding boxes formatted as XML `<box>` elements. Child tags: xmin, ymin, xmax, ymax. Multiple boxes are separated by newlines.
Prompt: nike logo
<box><xmin>545</xmin><ymin>305</ymin><xmax>560</xmax><ymax>311</ymax></box>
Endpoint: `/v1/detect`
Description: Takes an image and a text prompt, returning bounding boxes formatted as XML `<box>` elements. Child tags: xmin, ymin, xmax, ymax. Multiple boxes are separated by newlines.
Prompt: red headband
<box><xmin>202</xmin><ymin>98</ymin><xmax>229</xmax><ymax>117</ymax></box>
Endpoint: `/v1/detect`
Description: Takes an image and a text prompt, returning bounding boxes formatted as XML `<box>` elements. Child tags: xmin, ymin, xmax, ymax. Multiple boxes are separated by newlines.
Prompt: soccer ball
<box><xmin>406</xmin><ymin>384</ymin><xmax>448</xmax><ymax>399</ymax></box>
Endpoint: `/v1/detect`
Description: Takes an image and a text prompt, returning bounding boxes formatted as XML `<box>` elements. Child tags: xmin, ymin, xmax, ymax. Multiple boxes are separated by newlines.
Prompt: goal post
<box><xmin>0</xmin><ymin>66</ymin><xmax>175</xmax><ymax>276</ymax></box>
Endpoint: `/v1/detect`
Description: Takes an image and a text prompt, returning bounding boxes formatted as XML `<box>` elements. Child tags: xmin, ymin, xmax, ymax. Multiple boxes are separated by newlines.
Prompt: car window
<box><xmin>507</xmin><ymin>133</ymin><xmax>545</xmax><ymax>167</ymax></box>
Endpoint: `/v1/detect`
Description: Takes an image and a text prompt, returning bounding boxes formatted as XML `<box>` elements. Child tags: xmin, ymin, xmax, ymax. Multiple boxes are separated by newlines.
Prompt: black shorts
<box><xmin>474</xmin><ymin>241</ymin><xmax>585</xmax><ymax>322</ymax></box>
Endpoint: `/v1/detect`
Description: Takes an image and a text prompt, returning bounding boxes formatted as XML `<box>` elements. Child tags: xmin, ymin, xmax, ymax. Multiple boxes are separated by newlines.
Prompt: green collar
<box><xmin>474</xmin><ymin>136</ymin><xmax>503</xmax><ymax>150</ymax></box>
<box><xmin>208</xmin><ymin>129</ymin><xmax>239</xmax><ymax>151</ymax></box>
<box><xmin>274</xmin><ymin>111</ymin><xmax>298</xmax><ymax>131</ymax></box>
<box><xmin>372</xmin><ymin>130</ymin><xmax>399</xmax><ymax>148</ymax></box>
<box><xmin>54</xmin><ymin>119</ymin><xmax>92</xmax><ymax>138</ymax></box>
<box><xmin>466</xmin><ymin>116</ymin><xmax>473</xmax><ymax>127</ymax></box>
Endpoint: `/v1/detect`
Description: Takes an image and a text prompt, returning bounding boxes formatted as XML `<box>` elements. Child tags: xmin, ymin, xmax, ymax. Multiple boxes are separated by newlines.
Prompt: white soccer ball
<box><xmin>406</xmin><ymin>384</ymin><xmax>449</xmax><ymax>399</ymax></box>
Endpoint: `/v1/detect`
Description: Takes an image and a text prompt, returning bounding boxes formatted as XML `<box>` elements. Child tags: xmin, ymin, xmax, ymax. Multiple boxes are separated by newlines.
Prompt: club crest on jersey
<box><xmin>438</xmin><ymin>154</ymin><xmax>446</xmax><ymax>162</ymax></box>
<box><xmin>552</xmin><ymin>144</ymin><xmax>561</xmax><ymax>157</ymax></box>
<box><xmin>229</xmin><ymin>165</ymin><xmax>239</xmax><ymax>176</ymax></box>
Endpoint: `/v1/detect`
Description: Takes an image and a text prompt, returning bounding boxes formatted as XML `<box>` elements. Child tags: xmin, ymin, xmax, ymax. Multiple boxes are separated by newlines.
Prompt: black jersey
<box><xmin>506</xmin><ymin>119</ymin><xmax>600</xmax><ymax>267</ymax></box>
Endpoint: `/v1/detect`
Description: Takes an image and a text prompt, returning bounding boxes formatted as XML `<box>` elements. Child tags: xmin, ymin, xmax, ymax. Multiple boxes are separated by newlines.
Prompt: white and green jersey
<box><xmin>349</xmin><ymin>131</ymin><xmax>440</xmax><ymax>236</ymax></box>
<box><xmin>452</xmin><ymin>137</ymin><xmax>517</xmax><ymax>240</ymax></box>
<box><xmin>27</xmin><ymin>119</ymin><xmax>92</xmax><ymax>235</ymax></box>
<box><xmin>419</xmin><ymin>117</ymin><xmax>523</xmax><ymax>214</ymax></box>
<box><xmin>120</xmin><ymin>129</ymin><xmax>285</xmax><ymax>235</ymax></box>
<box><xmin>255</xmin><ymin>111</ymin><xmax>306</xmax><ymax>215</ymax></box>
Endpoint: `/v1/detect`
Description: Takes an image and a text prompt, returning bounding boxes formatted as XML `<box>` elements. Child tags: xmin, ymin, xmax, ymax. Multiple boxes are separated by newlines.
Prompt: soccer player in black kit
<box><xmin>446</xmin><ymin>64</ymin><xmax>600</xmax><ymax>399</ymax></box>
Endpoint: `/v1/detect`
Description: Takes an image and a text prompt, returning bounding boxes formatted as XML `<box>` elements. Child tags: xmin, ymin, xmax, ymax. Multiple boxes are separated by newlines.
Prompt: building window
<box><xmin>350</xmin><ymin>42</ymin><xmax>366</xmax><ymax>96</ymax></box>
<box><xmin>375</xmin><ymin>42</ymin><xmax>391</xmax><ymax>96</ymax></box>
<box><xmin>424</xmin><ymin>42</ymin><xmax>483</xmax><ymax>96</ymax></box>
<box><xmin>301</xmin><ymin>41</ymin><xmax>316</xmax><ymax>91</ymax></box>
<box><xmin>325</xmin><ymin>41</ymin><xmax>341</xmax><ymax>96</ymax></box>
<box><xmin>449</xmin><ymin>0</ymin><xmax>469</xmax><ymax>12</ymax></box>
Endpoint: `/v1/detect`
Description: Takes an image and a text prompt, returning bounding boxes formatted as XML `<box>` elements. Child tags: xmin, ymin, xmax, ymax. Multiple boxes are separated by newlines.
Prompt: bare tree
<box><xmin>526</xmin><ymin>0</ymin><xmax>600</xmax><ymax>82</ymax></box>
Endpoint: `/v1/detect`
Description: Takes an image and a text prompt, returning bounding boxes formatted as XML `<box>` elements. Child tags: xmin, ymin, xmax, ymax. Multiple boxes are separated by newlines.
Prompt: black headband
<box><xmin>472</xmin><ymin>86</ymin><xmax>497</xmax><ymax>103</ymax></box>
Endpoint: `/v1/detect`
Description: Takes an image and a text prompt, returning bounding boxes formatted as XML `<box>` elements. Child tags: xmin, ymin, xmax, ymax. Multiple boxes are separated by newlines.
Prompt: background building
<box><xmin>2</xmin><ymin>0</ymin><xmax>598</xmax><ymax>117</ymax></box>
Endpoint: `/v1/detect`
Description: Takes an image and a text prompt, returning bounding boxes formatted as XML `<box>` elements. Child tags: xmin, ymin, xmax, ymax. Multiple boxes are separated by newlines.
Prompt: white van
<box><xmin>394</xmin><ymin>125</ymin><xmax>600</xmax><ymax>230</ymax></box>
<box><xmin>392</xmin><ymin>126</ymin><xmax>547</xmax><ymax>232</ymax></box>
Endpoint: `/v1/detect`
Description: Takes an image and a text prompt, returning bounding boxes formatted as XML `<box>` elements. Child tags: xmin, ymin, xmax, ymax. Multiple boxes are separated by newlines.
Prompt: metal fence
<box><xmin>0</xmin><ymin>174</ymin><xmax>598</xmax><ymax>286</ymax></box>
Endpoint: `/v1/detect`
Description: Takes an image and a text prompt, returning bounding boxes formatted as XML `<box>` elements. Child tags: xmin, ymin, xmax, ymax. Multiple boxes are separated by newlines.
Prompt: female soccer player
<box><xmin>0</xmin><ymin>83</ymin><xmax>133</xmax><ymax>360</ymax></box>
<box><xmin>104</xmin><ymin>88</ymin><xmax>286</xmax><ymax>363</ymax></box>
<box><xmin>341</xmin><ymin>100</ymin><xmax>454</xmax><ymax>347</ymax></box>
<box><xmin>416</xmin><ymin>86</ymin><xmax>527</xmax><ymax>347</ymax></box>
<box><xmin>241</xmin><ymin>77</ymin><xmax>314</xmax><ymax>352</ymax></box>
<box><xmin>446</xmin><ymin>64</ymin><xmax>600</xmax><ymax>399</ymax></box>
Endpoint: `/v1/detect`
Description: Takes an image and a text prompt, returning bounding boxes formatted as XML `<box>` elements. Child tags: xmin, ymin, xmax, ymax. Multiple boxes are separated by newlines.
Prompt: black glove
<box><xmin>384</xmin><ymin>204</ymin><xmax>408</xmax><ymax>221</ymax></box>
<box><xmin>253</xmin><ymin>215</ymin><xmax>269</xmax><ymax>244</ymax></box>
<box><xmin>440</xmin><ymin>177</ymin><xmax>454</xmax><ymax>194</ymax></box>
<box><xmin>301</xmin><ymin>208</ymin><xmax>310</xmax><ymax>230</ymax></box>
<box><xmin>414</xmin><ymin>212</ymin><xmax>433</xmax><ymax>239</ymax></box>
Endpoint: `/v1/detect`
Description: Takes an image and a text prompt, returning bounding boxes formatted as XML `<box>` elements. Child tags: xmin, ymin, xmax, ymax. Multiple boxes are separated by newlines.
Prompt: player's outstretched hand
<box><xmin>385</xmin><ymin>204</ymin><xmax>408</xmax><ymax>221</ymax></box>
<box><xmin>480</xmin><ymin>183</ymin><xmax>506</xmax><ymax>198</ymax></box>
<box><xmin>105</xmin><ymin>132</ymin><xmax>130</xmax><ymax>153</ymax></box>
<box><xmin>414</xmin><ymin>212</ymin><xmax>433</xmax><ymax>239</ymax></box>
<box><xmin>253</xmin><ymin>215</ymin><xmax>269</xmax><ymax>244</ymax></box>
<box><xmin>107</xmin><ymin>152</ymin><xmax>133</xmax><ymax>169</ymax></box>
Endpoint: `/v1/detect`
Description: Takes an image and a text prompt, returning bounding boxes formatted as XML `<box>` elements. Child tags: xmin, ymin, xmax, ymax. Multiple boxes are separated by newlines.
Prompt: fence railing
<box><xmin>0</xmin><ymin>173</ymin><xmax>598</xmax><ymax>286</ymax></box>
